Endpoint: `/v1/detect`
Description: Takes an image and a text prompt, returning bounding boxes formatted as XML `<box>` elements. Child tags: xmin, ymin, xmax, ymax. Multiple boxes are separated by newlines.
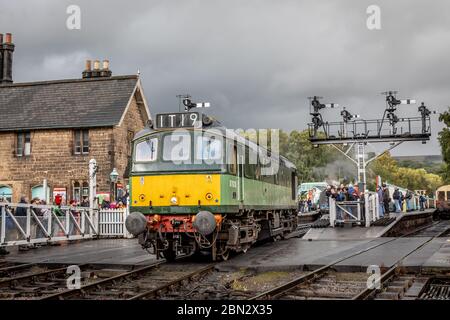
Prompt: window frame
<box><xmin>0</xmin><ymin>185</ymin><xmax>13</xmax><ymax>202</ymax></box>
<box><xmin>162</xmin><ymin>132</ymin><xmax>192</xmax><ymax>162</ymax></box>
<box><xmin>135</xmin><ymin>137</ymin><xmax>159</xmax><ymax>163</ymax></box>
<box><xmin>195</xmin><ymin>134</ymin><xmax>223</xmax><ymax>162</ymax></box>
<box><xmin>16</xmin><ymin>131</ymin><xmax>31</xmax><ymax>157</ymax></box>
<box><xmin>74</xmin><ymin>129</ymin><xmax>90</xmax><ymax>155</ymax></box>
<box><xmin>227</xmin><ymin>141</ymin><xmax>238</xmax><ymax>175</ymax></box>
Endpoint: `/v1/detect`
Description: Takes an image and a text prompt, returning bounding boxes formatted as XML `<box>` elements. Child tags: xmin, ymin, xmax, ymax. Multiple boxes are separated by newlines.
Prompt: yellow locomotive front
<box><xmin>125</xmin><ymin>110</ymin><xmax>299</xmax><ymax>261</ymax></box>
<box><xmin>126</xmin><ymin>112</ymin><xmax>228</xmax><ymax>260</ymax></box>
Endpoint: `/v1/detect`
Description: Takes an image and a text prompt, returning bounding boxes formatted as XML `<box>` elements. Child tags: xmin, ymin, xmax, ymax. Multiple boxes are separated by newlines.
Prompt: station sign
<box><xmin>155</xmin><ymin>112</ymin><xmax>202</xmax><ymax>129</ymax></box>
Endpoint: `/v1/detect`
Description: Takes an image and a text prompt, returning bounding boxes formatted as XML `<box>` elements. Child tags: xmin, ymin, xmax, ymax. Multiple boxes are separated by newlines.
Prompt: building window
<box><xmin>74</xmin><ymin>129</ymin><xmax>89</xmax><ymax>154</ymax></box>
<box><xmin>0</xmin><ymin>185</ymin><xmax>12</xmax><ymax>202</ymax></box>
<box><xmin>73</xmin><ymin>182</ymin><xmax>81</xmax><ymax>202</ymax></box>
<box><xmin>73</xmin><ymin>181</ymin><xmax>89</xmax><ymax>203</ymax></box>
<box><xmin>31</xmin><ymin>185</ymin><xmax>50</xmax><ymax>202</ymax></box>
<box><xmin>82</xmin><ymin>182</ymin><xmax>89</xmax><ymax>199</ymax></box>
<box><xmin>17</xmin><ymin>132</ymin><xmax>31</xmax><ymax>157</ymax></box>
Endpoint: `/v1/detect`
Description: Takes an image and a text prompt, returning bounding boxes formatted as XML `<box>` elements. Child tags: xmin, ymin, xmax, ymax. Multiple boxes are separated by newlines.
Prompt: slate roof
<box><xmin>0</xmin><ymin>75</ymin><xmax>139</xmax><ymax>131</ymax></box>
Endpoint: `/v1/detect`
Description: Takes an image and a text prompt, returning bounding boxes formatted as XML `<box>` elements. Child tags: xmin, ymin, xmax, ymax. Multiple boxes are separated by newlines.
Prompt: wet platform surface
<box><xmin>218</xmin><ymin>236</ymin><xmax>450</xmax><ymax>272</ymax></box>
<box><xmin>2</xmin><ymin>237</ymin><xmax>449</xmax><ymax>271</ymax></box>
<box><xmin>0</xmin><ymin>239</ymin><xmax>157</xmax><ymax>266</ymax></box>
<box><xmin>1</xmin><ymin>210</ymin><xmax>448</xmax><ymax>272</ymax></box>
<box><xmin>304</xmin><ymin>210</ymin><xmax>435</xmax><ymax>240</ymax></box>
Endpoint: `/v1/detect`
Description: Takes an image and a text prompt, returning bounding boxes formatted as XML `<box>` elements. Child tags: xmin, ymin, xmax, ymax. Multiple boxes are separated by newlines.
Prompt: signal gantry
<box><xmin>307</xmin><ymin>91</ymin><xmax>435</xmax><ymax>191</ymax></box>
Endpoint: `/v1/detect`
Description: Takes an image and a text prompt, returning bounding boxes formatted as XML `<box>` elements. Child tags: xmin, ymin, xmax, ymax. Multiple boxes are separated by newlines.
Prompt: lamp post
<box><xmin>110</xmin><ymin>168</ymin><xmax>119</xmax><ymax>202</ymax></box>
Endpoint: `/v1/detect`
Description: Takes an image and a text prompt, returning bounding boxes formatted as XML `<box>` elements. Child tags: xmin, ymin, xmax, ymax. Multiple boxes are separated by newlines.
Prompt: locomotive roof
<box><xmin>133</xmin><ymin>120</ymin><xmax>296</xmax><ymax>170</ymax></box>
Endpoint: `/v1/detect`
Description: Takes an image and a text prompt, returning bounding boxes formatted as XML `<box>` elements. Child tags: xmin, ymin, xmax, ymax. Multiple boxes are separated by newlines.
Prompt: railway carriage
<box><xmin>436</xmin><ymin>185</ymin><xmax>450</xmax><ymax>218</ymax></box>
<box><xmin>125</xmin><ymin>111</ymin><xmax>298</xmax><ymax>261</ymax></box>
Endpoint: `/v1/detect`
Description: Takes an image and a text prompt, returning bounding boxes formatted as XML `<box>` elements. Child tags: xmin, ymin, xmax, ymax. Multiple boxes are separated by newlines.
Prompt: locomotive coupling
<box><xmin>125</xmin><ymin>212</ymin><xmax>148</xmax><ymax>236</ymax></box>
<box><xmin>193</xmin><ymin>211</ymin><xmax>218</xmax><ymax>236</ymax></box>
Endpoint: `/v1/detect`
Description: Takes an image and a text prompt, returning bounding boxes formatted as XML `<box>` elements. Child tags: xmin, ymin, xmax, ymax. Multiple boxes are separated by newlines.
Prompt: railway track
<box><xmin>41</xmin><ymin>261</ymin><xmax>215</xmax><ymax>300</ymax></box>
<box><xmin>419</xmin><ymin>277</ymin><xmax>450</xmax><ymax>300</ymax></box>
<box><xmin>2</xmin><ymin>219</ymin><xmax>449</xmax><ymax>300</ymax></box>
<box><xmin>250</xmin><ymin>221</ymin><xmax>450</xmax><ymax>300</ymax></box>
<box><xmin>0</xmin><ymin>262</ymin><xmax>141</xmax><ymax>299</ymax></box>
<box><xmin>406</xmin><ymin>220</ymin><xmax>450</xmax><ymax>237</ymax></box>
<box><xmin>0</xmin><ymin>262</ymin><xmax>38</xmax><ymax>278</ymax></box>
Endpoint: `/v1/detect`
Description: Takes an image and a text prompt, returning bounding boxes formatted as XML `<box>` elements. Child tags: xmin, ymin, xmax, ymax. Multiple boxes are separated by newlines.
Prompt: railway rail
<box><xmin>1</xmin><ymin>218</ymin><xmax>449</xmax><ymax>300</ymax></box>
<box><xmin>34</xmin><ymin>255</ymin><xmax>214</xmax><ymax>300</ymax></box>
<box><xmin>250</xmin><ymin>221</ymin><xmax>450</xmax><ymax>300</ymax></box>
<box><xmin>0</xmin><ymin>262</ymin><xmax>140</xmax><ymax>299</ymax></box>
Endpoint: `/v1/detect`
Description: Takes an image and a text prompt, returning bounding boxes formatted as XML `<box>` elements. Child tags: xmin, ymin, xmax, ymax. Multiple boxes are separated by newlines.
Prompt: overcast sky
<box><xmin>1</xmin><ymin>0</ymin><xmax>449</xmax><ymax>156</ymax></box>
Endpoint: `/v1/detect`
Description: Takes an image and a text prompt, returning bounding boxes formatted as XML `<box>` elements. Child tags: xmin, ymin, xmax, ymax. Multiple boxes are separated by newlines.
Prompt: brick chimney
<box><xmin>0</xmin><ymin>33</ymin><xmax>15</xmax><ymax>85</ymax></box>
<box><xmin>82</xmin><ymin>59</ymin><xmax>112</xmax><ymax>79</ymax></box>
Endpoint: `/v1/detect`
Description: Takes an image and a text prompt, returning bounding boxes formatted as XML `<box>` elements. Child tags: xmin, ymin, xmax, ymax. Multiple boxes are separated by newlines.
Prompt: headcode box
<box><xmin>155</xmin><ymin>112</ymin><xmax>202</xmax><ymax>129</ymax></box>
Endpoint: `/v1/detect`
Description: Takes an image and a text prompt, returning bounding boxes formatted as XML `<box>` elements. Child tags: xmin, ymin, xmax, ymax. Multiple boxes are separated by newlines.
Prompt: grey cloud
<box><xmin>0</xmin><ymin>0</ymin><xmax>449</xmax><ymax>156</ymax></box>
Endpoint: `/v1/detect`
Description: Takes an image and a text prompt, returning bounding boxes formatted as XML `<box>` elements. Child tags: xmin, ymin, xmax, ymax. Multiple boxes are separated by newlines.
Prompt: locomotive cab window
<box><xmin>163</xmin><ymin>132</ymin><xmax>191</xmax><ymax>161</ymax></box>
<box><xmin>291</xmin><ymin>171</ymin><xmax>297</xmax><ymax>200</ymax></box>
<box><xmin>135</xmin><ymin>138</ymin><xmax>158</xmax><ymax>162</ymax></box>
<box><xmin>195</xmin><ymin>135</ymin><xmax>222</xmax><ymax>161</ymax></box>
<box><xmin>227</xmin><ymin>142</ymin><xmax>237</xmax><ymax>175</ymax></box>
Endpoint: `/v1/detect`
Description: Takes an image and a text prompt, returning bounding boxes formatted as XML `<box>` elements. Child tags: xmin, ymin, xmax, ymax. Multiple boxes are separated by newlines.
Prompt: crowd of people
<box><xmin>376</xmin><ymin>184</ymin><xmax>429</xmax><ymax>216</ymax></box>
<box><xmin>299</xmin><ymin>183</ymin><xmax>430</xmax><ymax>219</ymax></box>
<box><xmin>0</xmin><ymin>191</ymin><xmax>129</xmax><ymax>255</ymax></box>
<box><xmin>299</xmin><ymin>183</ymin><xmax>363</xmax><ymax>213</ymax></box>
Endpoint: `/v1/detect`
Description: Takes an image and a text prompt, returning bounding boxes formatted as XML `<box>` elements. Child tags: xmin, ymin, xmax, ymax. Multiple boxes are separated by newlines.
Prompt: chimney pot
<box><xmin>102</xmin><ymin>59</ymin><xmax>109</xmax><ymax>70</ymax></box>
<box><xmin>82</xmin><ymin>60</ymin><xmax>93</xmax><ymax>79</ymax></box>
<box><xmin>93</xmin><ymin>60</ymin><xmax>100</xmax><ymax>70</ymax></box>
<box><xmin>5</xmin><ymin>33</ymin><xmax>12</xmax><ymax>44</ymax></box>
<box><xmin>85</xmin><ymin>60</ymin><xmax>92</xmax><ymax>71</ymax></box>
<box><xmin>0</xmin><ymin>32</ymin><xmax>14</xmax><ymax>85</ymax></box>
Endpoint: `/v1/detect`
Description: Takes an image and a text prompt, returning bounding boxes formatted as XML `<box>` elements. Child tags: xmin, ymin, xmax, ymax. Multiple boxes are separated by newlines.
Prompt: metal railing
<box><xmin>329</xmin><ymin>193</ymin><xmax>380</xmax><ymax>227</ymax></box>
<box><xmin>309</xmin><ymin>116</ymin><xmax>431</xmax><ymax>143</ymax></box>
<box><xmin>0</xmin><ymin>203</ymin><xmax>132</xmax><ymax>247</ymax></box>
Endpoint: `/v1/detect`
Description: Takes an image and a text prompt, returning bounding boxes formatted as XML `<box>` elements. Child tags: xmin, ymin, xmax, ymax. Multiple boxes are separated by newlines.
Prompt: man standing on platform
<box><xmin>377</xmin><ymin>186</ymin><xmax>384</xmax><ymax>217</ymax></box>
<box><xmin>382</xmin><ymin>184</ymin><xmax>390</xmax><ymax>215</ymax></box>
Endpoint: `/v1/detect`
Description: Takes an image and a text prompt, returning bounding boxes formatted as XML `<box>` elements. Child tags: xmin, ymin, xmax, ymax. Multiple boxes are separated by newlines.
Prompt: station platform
<box><xmin>304</xmin><ymin>210</ymin><xmax>435</xmax><ymax>240</ymax></box>
<box><xmin>1</xmin><ymin>210</ymin><xmax>447</xmax><ymax>273</ymax></box>
<box><xmin>0</xmin><ymin>239</ymin><xmax>156</xmax><ymax>266</ymax></box>
<box><xmin>217</xmin><ymin>236</ymin><xmax>450</xmax><ymax>272</ymax></box>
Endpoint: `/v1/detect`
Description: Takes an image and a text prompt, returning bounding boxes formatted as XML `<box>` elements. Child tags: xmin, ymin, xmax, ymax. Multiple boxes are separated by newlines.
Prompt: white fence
<box><xmin>0</xmin><ymin>203</ymin><xmax>132</xmax><ymax>248</ymax></box>
<box><xmin>98</xmin><ymin>208</ymin><xmax>132</xmax><ymax>238</ymax></box>
<box><xmin>329</xmin><ymin>193</ymin><xmax>380</xmax><ymax>227</ymax></box>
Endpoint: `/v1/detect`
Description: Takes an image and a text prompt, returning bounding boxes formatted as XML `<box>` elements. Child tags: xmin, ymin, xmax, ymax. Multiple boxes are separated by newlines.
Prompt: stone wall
<box><xmin>0</xmin><ymin>94</ymin><xmax>148</xmax><ymax>203</ymax></box>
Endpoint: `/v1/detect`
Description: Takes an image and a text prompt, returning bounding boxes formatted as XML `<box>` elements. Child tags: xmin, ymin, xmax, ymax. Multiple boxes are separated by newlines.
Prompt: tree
<box><xmin>369</xmin><ymin>152</ymin><xmax>442</xmax><ymax>194</ymax></box>
<box><xmin>284</xmin><ymin>130</ymin><xmax>339</xmax><ymax>182</ymax></box>
<box><xmin>438</xmin><ymin>108</ymin><xmax>450</xmax><ymax>183</ymax></box>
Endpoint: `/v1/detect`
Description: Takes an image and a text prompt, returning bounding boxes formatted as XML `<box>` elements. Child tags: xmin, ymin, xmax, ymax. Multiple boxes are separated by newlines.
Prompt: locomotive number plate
<box><xmin>155</xmin><ymin>112</ymin><xmax>201</xmax><ymax>129</ymax></box>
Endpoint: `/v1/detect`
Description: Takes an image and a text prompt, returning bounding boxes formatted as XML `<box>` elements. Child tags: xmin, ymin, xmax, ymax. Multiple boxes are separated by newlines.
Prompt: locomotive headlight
<box><xmin>205</xmin><ymin>193</ymin><xmax>213</xmax><ymax>201</ymax></box>
<box><xmin>170</xmin><ymin>196</ymin><xmax>178</xmax><ymax>205</ymax></box>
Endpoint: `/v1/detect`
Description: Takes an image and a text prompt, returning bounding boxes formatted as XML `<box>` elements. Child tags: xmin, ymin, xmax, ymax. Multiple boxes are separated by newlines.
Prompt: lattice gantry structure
<box><xmin>307</xmin><ymin>92</ymin><xmax>435</xmax><ymax>190</ymax></box>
